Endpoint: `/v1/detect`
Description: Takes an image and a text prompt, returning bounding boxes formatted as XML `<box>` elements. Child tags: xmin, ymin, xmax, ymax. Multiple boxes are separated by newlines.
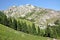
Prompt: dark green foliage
<box><xmin>54</xmin><ymin>20</ymin><xmax>60</xmax><ymax>38</ymax></box>
<box><xmin>7</xmin><ymin>18</ymin><xmax>13</xmax><ymax>28</ymax></box>
<box><xmin>56</xmin><ymin>25</ymin><xmax>60</xmax><ymax>37</ymax></box>
<box><xmin>17</xmin><ymin>20</ymin><xmax>28</xmax><ymax>33</ymax></box>
<box><xmin>40</xmin><ymin>29</ymin><xmax>45</xmax><ymax>36</ymax></box>
<box><xmin>31</xmin><ymin>23</ymin><xmax>37</xmax><ymax>35</ymax></box>
<box><xmin>0</xmin><ymin>11</ymin><xmax>60</xmax><ymax>38</ymax></box>
<box><xmin>37</xmin><ymin>26</ymin><xmax>40</xmax><ymax>35</ymax></box>
<box><xmin>23</xmin><ymin>22</ymin><xmax>28</xmax><ymax>33</ymax></box>
<box><xmin>51</xmin><ymin>26</ymin><xmax>57</xmax><ymax>38</ymax></box>
<box><xmin>44</xmin><ymin>25</ymin><xmax>57</xmax><ymax>38</ymax></box>
<box><xmin>21</xmin><ymin>22</ymin><xmax>27</xmax><ymax>33</ymax></box>
<box><xmin>45</xmin><ymin>25</ymin><xmax>51</xmax><ymax>37</ymax></box>
<box><xmin>27</xmin><ymin>25</ymin><xmax>32</xmax><ymax>34</ymax></box>
<box><xmin>0</xmin><ymin>11</ymin><xmax>7</xmax><ymax>25</ymax></box>
<box><xmin>17</xmin><ymin>21</ymin><xmax>22</xmax><ymax>31</ymax></box>
<box><xmin>5</xmin><ymin>17</ymin><xmax>17</xmax><ymax>30</ymax></box>
<box><xmin>12</xmin><ymin>18</ymin><xmax>17</xmax><ymax>30</ymax></box>
<box><xmin>37</xmin><ymin>26</ymin><xmax>45</xmax><ymax>36</ymax></box>
<box><xmin>44</xmin><ymin>22</ymin><xmax>60</xmax><ymax>38</ymax></box>
<box><xmin>54</xmin><ymin>20</ymin><xmax>60</xmax><ymax>25</ymax></box>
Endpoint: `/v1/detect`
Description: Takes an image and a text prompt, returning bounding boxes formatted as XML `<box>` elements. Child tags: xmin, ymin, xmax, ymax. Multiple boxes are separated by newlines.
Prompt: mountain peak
<box><xmin>12</xmin><ymin>5</ymin><xmax>17</xmax><ymax>8</ymax></box>
<box><xmin>3</xmin><ymin>4</ymin><xmax>60</xmax><ymax>27</ymax></box>
<box><xmin>26</xmin><ymin>4</ymin><xmax>32</xmax><ymax>6</ymax></box>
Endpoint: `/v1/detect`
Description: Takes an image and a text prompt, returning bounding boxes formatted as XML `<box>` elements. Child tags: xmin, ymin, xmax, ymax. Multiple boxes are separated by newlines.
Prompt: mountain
<box><xmin>3</xmin><ymin>4</ymin><xmax>60</xmax><ymax>29</ymax></box>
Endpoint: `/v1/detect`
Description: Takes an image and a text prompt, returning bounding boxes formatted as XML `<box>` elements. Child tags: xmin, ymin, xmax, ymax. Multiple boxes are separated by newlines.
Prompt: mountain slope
<box><xmin>3</xmin><ymin>4</ymin><xmax>60</xmax><ymax>28</ymax></box>
<box><xmin>0</xmin><ymin>24</ymin><xmax>53</xmax><ymax>40</ymax></box>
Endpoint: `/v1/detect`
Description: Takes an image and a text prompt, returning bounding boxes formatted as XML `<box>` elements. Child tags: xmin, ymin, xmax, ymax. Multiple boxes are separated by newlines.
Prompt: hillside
<box><xmin>3</xmin><ymin>4</ymin><xmax>60</xmax><ymax>28</ymax></box>
<box><xmin>0</xmin><ymin>4</ymin><xmax>60</xmax><ymax>40</ymax></box>
<box><xmin>0</xmin><ymin>24</ymin><xmax>53</xmax><ymax>40</ymax></box>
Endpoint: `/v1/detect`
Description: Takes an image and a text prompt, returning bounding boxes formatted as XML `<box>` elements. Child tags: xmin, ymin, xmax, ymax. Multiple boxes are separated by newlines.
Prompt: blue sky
<box><xmin>0</xmin><ymin>0</ymin><xmax>60</xmax><ymax>10</ymax></box>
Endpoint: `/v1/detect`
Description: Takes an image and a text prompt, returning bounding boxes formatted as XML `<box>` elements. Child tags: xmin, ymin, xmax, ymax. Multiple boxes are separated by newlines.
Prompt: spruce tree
<box><xmin>37</xmin><ymin>26</ymin><xmax>40</xmax><ymax>35</ymax></box>
<box><xmin>12</xmin><ymin>18</ymin><xmax>17</xmax><ymax>30</ymax></box>
<box><xmin>17</xmin><ymin>21</ymin><xmax>22</xmax><ymax>31</ymax></box>
<box><xmin>7</xmin><ymin>17</ymin><xmax>13</xmax><ymax>28</ymax></box>
<box><xmin>20</xmin><ymin>21</ymin><xmax>25</xmax><ymax>32</ymax></box>
<box><xmin>21</xmin><ymin>22</ymin><xmax>28</xmax><ymax>33</ymax></box>
<box><xmin>0</xmin><ymin>11</ymin><xmax>7</xmax><ymax>25</ymax></box>
<box><xmin>32</xmin><ymin>23</ymin><xmax>37</xmax><ymax>35</ymax></box>
<box><xmin>27</xmin><ymin>25</ymin><xmax>32</xmax><ymax>34</ymax></box>
<box><xmin>45</xmin><ymin>25</ymin><xmax>51</xmax><ymax>37</ymax></box>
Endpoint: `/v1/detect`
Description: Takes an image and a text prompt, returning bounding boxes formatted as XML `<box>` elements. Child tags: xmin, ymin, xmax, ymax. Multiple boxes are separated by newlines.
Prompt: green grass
<box><xmin>0</xmin><ymin>24</ymin><xmax>53</xmax><ymax>40</ymax></box>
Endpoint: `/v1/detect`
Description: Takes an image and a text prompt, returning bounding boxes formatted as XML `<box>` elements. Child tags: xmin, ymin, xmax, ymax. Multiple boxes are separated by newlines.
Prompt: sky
<box><xmin>0</xmin><ymin>0</ymin><xmax>60</xmax><ymax>10</ymax></box>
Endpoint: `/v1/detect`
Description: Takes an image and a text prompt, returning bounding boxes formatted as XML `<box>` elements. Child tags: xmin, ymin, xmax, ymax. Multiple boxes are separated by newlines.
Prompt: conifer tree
<box><xmin>27</xmin><ymin>25</ymin><xmax>32</xmax><ymax>34</ymax></box>
<box><xmin>45</xmin><ymin>25</ymin><xmax>51</xmax><ymax>37</ymax></box>
<box><xmin>32</xmin><ymin>23</ymin><xmax>37</xmax><ymax>35</ymax></box>
<box><xmin>37</xmin><ymin>26</ymin><xmax>40</xmax><ymax>35</ymax></box>
<box><xmin>21</xmin><ymin>22</ymin><xmax>28</xmax><ymax>33</ymax></box>
<box><xmin>17</xmin><ymin>21</ymin><xmax>22</xmax><ymax>31</ymax></box>
<box><xmin>12</xmin><ymin>18</ymin><xmax>17</xmax><ymax>30</ymax></box>
<box><xmin>7</xmin><ymin>17</ymin><xmax>13</xmax><ymax>28</ymax></box>
<box><xmin>0</xmin><ymin>11</ymin><xmax>7</xmax><ymax>25</ymax></box>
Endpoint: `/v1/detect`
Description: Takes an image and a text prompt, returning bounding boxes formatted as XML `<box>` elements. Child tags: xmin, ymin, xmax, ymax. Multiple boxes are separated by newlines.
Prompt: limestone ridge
<box><xmin>4</xmin><ymin>4</ymin><xmax>36</xmax><ymax>17</ymax></box>
<box><xmin>3</xmin><ymin>4</ymin><xmax>60</xmax><ymax>28</ymax></box>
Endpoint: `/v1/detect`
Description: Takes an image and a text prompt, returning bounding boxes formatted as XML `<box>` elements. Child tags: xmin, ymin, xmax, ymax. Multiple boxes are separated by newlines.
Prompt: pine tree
<box><xmin>49</xmin><ymin>26</ymin><xmax>57</xmax><ymax>38</ymax></box>
<box><xmin>45</xmin><ymin>25</ymin><xmax>51</xmax><ymax>37</ymax></box>
<box><xmin>17</xmin><ymin>21</ymin><xmax>22</xmax><ymax>31</ymax></box>
<box><xmin>7</xmin><ymin>17</ymin><xmax>13</xmax><ymax>28</ymax></box>
<box><xmin>12</xmin><ymin>18</ymin><xmax>17</xmax><ymax>30</ymax></box>
<box><xmin>0</xmin><ymin>11</ymin><xmax>7</xmax><ymax>25</ymax></box>
<box><xmin>23</xmin><ymin>22</ymin><xmax>26</xmax><ymax>32</ymax></box>
<box><xmin>37</xmin><ymin>26</ymin><xmax>40</xmax><ymax>35</ymax></box>
<box><xmin>20</xmin><ymin>21</ymin><xmax>25</xmax><ymax>32</ymax></box>
<box><xmin>22</xmin><ymin>22</ymin><xmax>28</xmax><ymax>33</ymax></box>
<box><xmin>32</xmin><ymin>23</ymin><xmax>37</xmax><ymax>35</ymax></box>
<box><xmin>27</xmin><ymin>25</ymin><xmax>32</xmax><ymax>34</ymax></box>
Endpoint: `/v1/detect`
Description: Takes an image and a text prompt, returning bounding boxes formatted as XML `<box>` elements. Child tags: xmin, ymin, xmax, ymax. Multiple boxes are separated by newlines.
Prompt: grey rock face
<box><xmin>3</xmin><ymin>4</ymin><xmax>60</xmax><ymax>28</ymax></box>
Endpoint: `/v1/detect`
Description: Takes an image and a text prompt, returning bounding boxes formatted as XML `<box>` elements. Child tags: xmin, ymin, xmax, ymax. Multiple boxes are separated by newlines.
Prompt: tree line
<box><xmin>0</xmin><ymin>11</ymin><xmax>60</xmax><ymax>38</ymax></box>
<box><xmin>0</xmin><ymin>11</ymin><xmax>37</xmax><ymax>35</ymax></box>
